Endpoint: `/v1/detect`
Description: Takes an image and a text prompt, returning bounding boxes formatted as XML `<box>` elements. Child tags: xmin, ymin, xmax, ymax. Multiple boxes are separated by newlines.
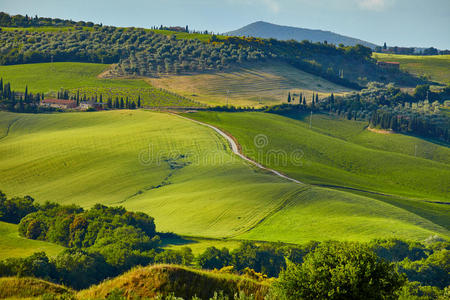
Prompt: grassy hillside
<box><xmin>187</xmin><ymin>112</ymin><xmax>449</xmax><ymax>243</ymax></box>
<box><xmin>0</xmin><ymin>110</ymin><xmax>304</xmax><ymax>238</ymax></box>
<box><xmin>0</xmin><ymin>63</ymin><xmax>200</xmax><ymax>107</ymax></box>
<box><xmin>78</xmin><ymin>264</ymin><xmax>269</xmax><ymax>299</ymax></box>
<box><xmin>188</xmin><ymin>112</ymin><xmax>450</xmax><ymax>200</ymax></box>
<box><xmin>0</xmin><ymin>221</ymin><xmax>64</xmax><ymax>258</ymax></box>
<box><xmin>148</xmin><ymin>62</ymin><xmax>353</xmax><ymax>107</ymax></box>
<box><xmin>373</xmin><ymin>53</ymin><xmax>450</xmax><ymax>85</ymax></box>
<box><xmin>0</xmin><ymin>277</ymin><xmax>71</xmax><ymax>299</ymax></box>
<box><xmin>0</xmin><ymin>110</ymin><xmax>447</xmax><ymax>245</ymax></box>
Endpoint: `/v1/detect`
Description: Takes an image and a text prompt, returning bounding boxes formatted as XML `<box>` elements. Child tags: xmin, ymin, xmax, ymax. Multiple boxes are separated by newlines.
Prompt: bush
<box><xmin>273</xmin><ymin>242</ymin><xmax>406</xmax><ymax>299</ymax></box>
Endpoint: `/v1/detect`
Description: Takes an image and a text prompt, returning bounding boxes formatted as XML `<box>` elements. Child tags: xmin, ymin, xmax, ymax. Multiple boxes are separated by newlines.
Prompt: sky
<box><xmin>2</xmin><ymin>0</ymin><xmax>450</xmax><ymax>49</ymax></box>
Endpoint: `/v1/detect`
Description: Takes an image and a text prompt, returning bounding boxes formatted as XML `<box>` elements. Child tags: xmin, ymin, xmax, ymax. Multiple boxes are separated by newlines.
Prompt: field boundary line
<box><xmin>0</xmin><ymin>118</ymin><xmax>18</xmax><ymax>141</ymax></box>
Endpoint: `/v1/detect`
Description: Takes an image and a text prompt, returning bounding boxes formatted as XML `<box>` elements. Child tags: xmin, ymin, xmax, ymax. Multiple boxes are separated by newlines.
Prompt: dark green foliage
<box><xmin>0</xmin><ymin>12</ymin><xmax>98</xmax><ymax>27</ymax></box>
<box><xmin>0</xmin><ymin>191</ymin><xmax>38</xmax><ymax>223</ymax></box>
<box><xmin>398</xmin><ymin>249</ymin><xmax>449</xmax><ymax>289</ymax></box>
<box><xmin>0</xmin><ymin>11</ymin><xmax>422</xmax><ymax>87</ymax></box>
<box><xmin>52</xmin><ymin>249</ymin><xmax>112</xmax><ymax>289</ymax></box>
<box><xmin>18</xmin><ymin>203</ymin><xmax>157</xmax><ymax>249</ymax></box>
<box><xmin>0</xmin><ymin>252</ymin><xmax>57</xmax><ymax>280</ymax></box>
<box><xmin>197</xmin><ymin>241</ymin><xmax>318</xmax><ymax>278</ymax></box>
<box><xmin>288</xmin><ymin>83</ymin><xmax>450</xmax><ymax>142</ymax></box>
<box><xmin>273</xmin><ymin>242</ymin><xmax>406</xmax><ymax>300</ymax></box>
<box><xmin>197</xmin><ymin>247</ymin><xmax>232</xmax><ymax>270</ymax></box>
<box><xmin>370</xmin><ymin>239</ymin><xmax>429</xmax><ymax>262</ymax></box>
<box><xmin>0</xmin><ymin>79</ymin><xmax>51</xmax><ymax>113</ymax></box>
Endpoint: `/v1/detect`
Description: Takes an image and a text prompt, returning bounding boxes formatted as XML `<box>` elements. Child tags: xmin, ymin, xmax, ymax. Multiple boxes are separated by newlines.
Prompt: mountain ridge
<box><xmin>225</xmin><ymin>21</ymin><xmax>378</xmax><ymax>49</ymax></box>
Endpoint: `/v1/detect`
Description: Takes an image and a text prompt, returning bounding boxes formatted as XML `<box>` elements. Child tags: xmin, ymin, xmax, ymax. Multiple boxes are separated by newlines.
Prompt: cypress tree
<box><xmin>0</xmin><ymin>78</ymin><xmax>3</xmax><ymax>92</ymax></box>
<box><xmin>287</xmin><ymin>92</ymin><xmax>291</xmax><ymax>103</ymax></box>
<box><xmin>137</xmin><ymin>95</ymin><xmax>141</xmax><ymax>108</ymax></box>
<box><xmin>120</xmin><ymin>98</ymin><xmax>124</xmax><ymax>109</ymax></box>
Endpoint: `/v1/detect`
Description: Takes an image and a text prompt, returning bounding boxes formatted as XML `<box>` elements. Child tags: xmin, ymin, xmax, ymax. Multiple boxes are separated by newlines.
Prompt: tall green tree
<box><xmin>273</xmin><ymin>242</ymin><xmax>406</xmax><ymax>300</ymax></box>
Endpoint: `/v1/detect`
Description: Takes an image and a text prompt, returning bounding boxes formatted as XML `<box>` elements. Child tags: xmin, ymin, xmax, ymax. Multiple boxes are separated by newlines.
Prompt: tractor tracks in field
<box><xmin>0</xmin><ymin>118</ymin><xmax>18</xmax><ymax>141</ymax></box>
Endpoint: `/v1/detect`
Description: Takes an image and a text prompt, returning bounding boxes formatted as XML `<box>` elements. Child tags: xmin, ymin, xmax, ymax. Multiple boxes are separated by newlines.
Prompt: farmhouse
<box><xmin>40</xmin><ymin>99</ymin><xmax>77</xmax><ymax>109</ymax></box>
<box><xmin>377</xmin><ymin>61</ymin><xmax>400</xmax><ymax>70</ymax></box>
<box><xmin>79</xmin><ymin>101</ymin><xmax>107</xmax><ymax>110</ymax></box>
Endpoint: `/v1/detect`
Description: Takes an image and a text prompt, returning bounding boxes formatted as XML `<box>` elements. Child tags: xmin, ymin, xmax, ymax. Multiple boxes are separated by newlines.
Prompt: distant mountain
<box><xmin>225</xmin><ymin>21</ymin><xmax>378</xmax><ymax>49</ymax></box>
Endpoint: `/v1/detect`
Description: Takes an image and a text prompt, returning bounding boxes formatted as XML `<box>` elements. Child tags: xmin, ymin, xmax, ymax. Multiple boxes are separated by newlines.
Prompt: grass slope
<box><xmin>0</xmin><ymin>110</ymin><xmax>303</xmax><ymax>238</ymax></box>
<box><xmin>373</xmin><ymin>53</ymin><xmax>450</xmax><ymax>85</ymax></box>
<box><xmin>188</xmin><ymin>112</ymin><xmax>450</xmax><ymax>200</ymax></box>
<box><xmin>78</xmin><ymin>264</ymin><xmax>269</xmax><ymax>299</ymax></box>
<box><xmin>187</xmin><ymin>112</ymin><xmax>449</xmax><ymax>243</ymax></box>
<box><xmin>0</xmin><ymin>110</ymin><xmax>447</xmax><ymax>245</ymax></box>
<box><xmin>147</xmin><ymin>62</ymin><xmax>353</xmax><ymax>107</ymax></box>
<box><xmin>0</xmin><ymin>277</ymin><xmax>71</xmax><ymax>299</ymax></box>
<box><xmin>0</xmin><ymin>63</ymin><xmax>200</xmax><ymax>107</ymax></box>
<box><xmin>0</xmin><ymin>221</ymin><xmax>64</xmax><ymax>259</ymax></box>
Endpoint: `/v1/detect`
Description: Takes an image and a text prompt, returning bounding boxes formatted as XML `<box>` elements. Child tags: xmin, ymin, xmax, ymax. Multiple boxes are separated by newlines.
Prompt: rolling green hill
<box><xmin>188</xmin><ymin>112</ymin><xmax>450</xmax><ymax>201</ymax></box>
<box><xmin>0</xmin><ymin>110</ymin><xmax>447</xmax><ymax>245</ymax></box>
<box><xmin>0</xmin><ymin>63</ymin><xmax>200</xmax><ymax>107</ymax></box>
<box><xmin>187</xmin><ymin>112</ymin><xmax>449</xmax><ymax>243</ymax></box>
<box><xmin>0</xmin><ymin>221</ymin><xmax>64</xmax><ymax>258</ymax></box>
<box><xmin>373</xmin><ymin>53</ymin><xmax>450</xmax><ymax>85</ymax></box>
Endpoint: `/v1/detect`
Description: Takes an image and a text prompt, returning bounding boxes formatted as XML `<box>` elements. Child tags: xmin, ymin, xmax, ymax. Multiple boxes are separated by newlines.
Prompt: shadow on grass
<box><xmin>159</xmin><ymin>233</ymin><xmax>199</xmax><ymax>248</ymax></box>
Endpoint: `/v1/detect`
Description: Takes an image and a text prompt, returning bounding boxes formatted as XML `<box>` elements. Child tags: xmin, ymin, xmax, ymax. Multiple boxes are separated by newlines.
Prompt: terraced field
<box><xmin>373</xmin><ymin>53</ymin><xmax>450</xmax><ymax>85</ymax></box>
<box><xmin>0</xmin><ymin>110</ymin><xmax>447</xmax><ymax>246</ymax></box>
<box><xmin>147</xmin><ymin>62</ymin><xmax>353</xmax><ymax>107</ymax></box>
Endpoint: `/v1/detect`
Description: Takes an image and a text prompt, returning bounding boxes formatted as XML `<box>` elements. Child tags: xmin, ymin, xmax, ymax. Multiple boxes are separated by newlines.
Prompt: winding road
<box><xmin>173</xmin><ymin>113</ymin><xmax>305</xmax><ymax>185</ymax></box>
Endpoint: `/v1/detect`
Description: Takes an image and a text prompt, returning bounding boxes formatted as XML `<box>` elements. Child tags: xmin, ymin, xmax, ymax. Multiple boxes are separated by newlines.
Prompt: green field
<box><xmin>0</xmin><ymin>110</ymin><xmax>447</xmax><ymax>246</ymax></box>
<box><xmin>0</xmin><ymin>63</ymin><xmax>200</xmax><ymax>107</ymax></box>
<box><xmin>0</xmin><ymin>221</ymin><xmax>64</xmax><ymax>258</ymax></box>
<box><xmin>148</xmin><ymin>62</ymin><xmax>353</xmax><ymax>107</ymax></box>
<box><xmin>188</xmin><ymin>112</ymin><xmax>450</xmax><ymax>201</ymax></box>
<box><xmin>373</xmin><ymin>53</ymin><xmax>450</xmax><ymax>85</ymax></box>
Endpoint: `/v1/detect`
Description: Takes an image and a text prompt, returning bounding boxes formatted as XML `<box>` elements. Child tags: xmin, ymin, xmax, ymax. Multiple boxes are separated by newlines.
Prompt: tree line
<box><xmin>0</xmin><ymin>190</ymin><xmax>448</xmax><ymax>298</ymax></box>
<box><xmin>267</xmin><ymin>83</ymin><xmax>450</xmax><ymax>143</ymax></box>
<box><xmin>0</xmin><ymin>12</ymin><xmax>422</xmax><ymax>88</ymax></box>
<box><xmin>0</xmin><ymin>79</ymin><xmax>49</xmax><ymax>113</ymax></box>
<box><xmin>0</xmin><ymin>11</ymin><xmax>98</xmax><ymax>28</ymax></box>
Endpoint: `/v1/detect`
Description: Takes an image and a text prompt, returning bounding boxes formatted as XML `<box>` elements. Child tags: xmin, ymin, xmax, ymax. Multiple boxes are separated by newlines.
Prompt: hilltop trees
<box><xmin>0</xmin><ymin>191</ymin><xmax>38</xmax><ymax>223</ymax></box>
<box><xmin>0</xmin><ymin>13</ymin><xmax>421</xmax><ymax>87</ymax></box>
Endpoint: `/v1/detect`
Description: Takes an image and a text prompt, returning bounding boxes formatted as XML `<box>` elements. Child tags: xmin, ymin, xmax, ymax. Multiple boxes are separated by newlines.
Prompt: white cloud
<box><xmin>357</xmin><ymin>0</ymin><xmax>392</xmax><ymax>11</ymax></box>
<box><xmin>227</xmin><ymin>0</ymin><xmax>281</xmax><ymax>13</ymax></box>
<box><xmin>262</xmin><ymin>0</ymin><xmax>281</xmax><ymax>13</ymax></box>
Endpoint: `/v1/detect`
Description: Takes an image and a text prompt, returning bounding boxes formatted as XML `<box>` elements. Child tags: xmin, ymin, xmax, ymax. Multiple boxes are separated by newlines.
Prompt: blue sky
<box><xmin>2</xmin><ymin>0</ymin><xmax>449</xmax><ymax>49</ymax></box>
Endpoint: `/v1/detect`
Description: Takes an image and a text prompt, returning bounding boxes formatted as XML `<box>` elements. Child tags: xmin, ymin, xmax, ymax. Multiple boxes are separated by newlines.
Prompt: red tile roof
<box><xmin>41</xmin><ymin>99</ymin><xmax>77</xmax><ymax>105</ymax></box>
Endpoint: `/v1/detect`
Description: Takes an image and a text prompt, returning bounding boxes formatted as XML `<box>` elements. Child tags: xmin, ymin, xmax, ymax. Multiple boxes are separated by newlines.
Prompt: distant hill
<box><xmin>225</xmin><ymin>21</ymin><xmax>378</xmax><ymax>49</ymax></box>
